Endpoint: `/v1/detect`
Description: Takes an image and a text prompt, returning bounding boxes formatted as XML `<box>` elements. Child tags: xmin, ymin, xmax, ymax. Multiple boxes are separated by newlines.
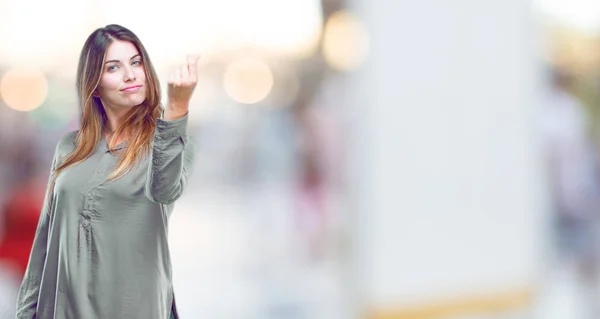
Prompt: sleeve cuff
<box><xmin>155</xmin><ymin>112</ymin><xmax>189</xmax><ymax>143</ymax></box>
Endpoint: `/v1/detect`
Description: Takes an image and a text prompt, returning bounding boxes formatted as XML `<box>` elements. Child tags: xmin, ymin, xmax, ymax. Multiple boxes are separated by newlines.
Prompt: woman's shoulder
<box><xmin>54</xmin><ymin>130</ymin><xmax>79</xmax><ymax>156</ymax></box>
<box><xmin>57</xmin><ymin>130</ymin><xmax>78</xmax><ymax>147</ymax></box>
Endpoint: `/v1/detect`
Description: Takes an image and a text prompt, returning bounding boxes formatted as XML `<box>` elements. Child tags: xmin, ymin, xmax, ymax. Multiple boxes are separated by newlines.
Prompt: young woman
<box><xmin>15</xmin><ymin>24</ymin><xmax>198</xmax><ymax>319</ymax></box>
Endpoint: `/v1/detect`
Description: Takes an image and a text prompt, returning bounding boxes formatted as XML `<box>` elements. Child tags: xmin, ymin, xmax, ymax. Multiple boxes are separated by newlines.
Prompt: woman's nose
<box><xmin>123</xmin><ymin>66</ymin><xmax>136</xmax><ymax>81</ymax></box>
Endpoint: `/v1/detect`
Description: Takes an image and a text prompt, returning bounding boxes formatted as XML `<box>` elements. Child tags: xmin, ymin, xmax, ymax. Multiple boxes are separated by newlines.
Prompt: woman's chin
<box><xmin>126</xmin><ymin>97</ymin><xmax>146</xmax><ymax>107</ymax></box>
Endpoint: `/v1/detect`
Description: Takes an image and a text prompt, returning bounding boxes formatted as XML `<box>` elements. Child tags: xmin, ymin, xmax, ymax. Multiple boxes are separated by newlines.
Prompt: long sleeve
<box><xmin>15</xmin><ymin>148</ymin><xmax>58</xmax><ymax>319</ymax></box>
<box><xmin>145</xmin><ymin>113</ymin><xmax>196</xmax><ymax>204</ymax></box>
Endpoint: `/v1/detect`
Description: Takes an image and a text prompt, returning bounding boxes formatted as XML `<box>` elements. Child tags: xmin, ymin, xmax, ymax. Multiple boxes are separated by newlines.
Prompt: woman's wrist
<box><xmin>163</xmin><ymin>102</ymin><xmax>189</xmax><ymax>121</ymax></box>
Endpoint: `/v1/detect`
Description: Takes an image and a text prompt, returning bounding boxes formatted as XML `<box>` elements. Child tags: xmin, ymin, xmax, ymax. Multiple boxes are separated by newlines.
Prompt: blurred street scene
<box><xmin>3</xmin><ymin>0</ymin><xmax>600</xmax><ymax>319</ymax></box>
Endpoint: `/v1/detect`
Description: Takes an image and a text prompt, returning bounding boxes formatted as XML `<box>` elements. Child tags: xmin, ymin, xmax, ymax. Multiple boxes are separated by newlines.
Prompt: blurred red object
<box><xmin>0</xmin><ymin>177</ymin><xmax>45</xmax><ymax>277</ymax></box>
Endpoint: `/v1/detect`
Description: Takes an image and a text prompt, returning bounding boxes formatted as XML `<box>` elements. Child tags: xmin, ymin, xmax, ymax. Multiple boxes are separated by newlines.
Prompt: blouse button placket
<box><xmin>80</xmin><ymin>152</ymin><xmax>110</xmax><ymax>228</ymax></box>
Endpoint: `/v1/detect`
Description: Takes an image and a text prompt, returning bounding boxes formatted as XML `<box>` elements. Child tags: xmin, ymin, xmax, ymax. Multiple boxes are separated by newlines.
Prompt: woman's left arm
<box><xmin>145</xmin><ymin>113</ymin><xmax>196</xmax><ymax>204</ymax></box>
<box><xmin>145</xmin><ymin>54</ymin><xmax>200</xmax><ymax>204</ymax></box>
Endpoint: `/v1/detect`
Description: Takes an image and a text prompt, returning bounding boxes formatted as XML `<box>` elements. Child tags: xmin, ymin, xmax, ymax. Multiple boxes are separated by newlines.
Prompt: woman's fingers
<box><xmin>168</xmin><ymin>67</ymin><xmax>182</xmax><ymax>86</ymax></box>
<box><xmin>169</xmin><ymin>54</ymin><xmax>200</xmax><ymax>87</ymax></box>
<box><xmin>186</xmin><ymin>54</ymin><xmax>200</xmax><ymax>82</ymax></box>
<box><xmin>180</xmin><ymin>65</ymin><xmax>190</xmax><ymax>85</ymax></box>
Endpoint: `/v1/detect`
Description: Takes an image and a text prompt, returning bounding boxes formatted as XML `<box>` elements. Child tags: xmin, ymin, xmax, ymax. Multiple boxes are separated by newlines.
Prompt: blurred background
<box><xmin>3</xmin><ymin>0</ymin><xmax>600</xmax><ymax>318</ymax></box>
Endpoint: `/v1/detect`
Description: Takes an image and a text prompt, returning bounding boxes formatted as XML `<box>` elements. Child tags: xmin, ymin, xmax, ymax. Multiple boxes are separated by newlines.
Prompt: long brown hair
<box><xmin>53</xmin><ymin>24</ymin><xmax>162</xmax><ymax>187</ymax></box>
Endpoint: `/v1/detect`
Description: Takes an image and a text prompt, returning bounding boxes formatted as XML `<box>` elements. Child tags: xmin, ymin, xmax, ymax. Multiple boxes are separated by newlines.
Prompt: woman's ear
<box><xmin>92</xmin><ymin>89</ymin><xmax>100</xmax><ymax>97</ymax></box>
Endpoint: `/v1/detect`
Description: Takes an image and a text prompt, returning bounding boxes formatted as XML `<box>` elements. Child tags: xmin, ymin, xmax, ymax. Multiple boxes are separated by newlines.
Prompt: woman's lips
<box><xmin>122</xmin><ymin>85</ymin><xmax>142</xmax><ymax>93</ymax></box>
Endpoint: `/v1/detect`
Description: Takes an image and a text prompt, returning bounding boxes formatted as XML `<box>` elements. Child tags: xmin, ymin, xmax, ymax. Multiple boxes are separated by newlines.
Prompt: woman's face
<box><xmin>96</xmin><ymin>40</ymin><xmax>147</xmax><ymax>111</ymax></box>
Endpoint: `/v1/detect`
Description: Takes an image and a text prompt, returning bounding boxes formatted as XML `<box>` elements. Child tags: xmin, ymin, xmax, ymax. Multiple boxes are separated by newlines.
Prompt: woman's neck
<box><xmin>102</xmin><ymin>105</ymin><xmax>130</xmax><ymax>136</ymax></box>
<box><xmin>103</xmin><ymin>116</ymin><xmax>128</xmax><ymax>145</ymax></box>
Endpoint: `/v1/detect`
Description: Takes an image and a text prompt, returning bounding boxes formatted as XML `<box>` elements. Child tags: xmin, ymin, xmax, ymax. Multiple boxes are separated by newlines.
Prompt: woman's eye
<box><xmin>107</xmin><ymin>65</ymin><xmax>118</xmax><ymax>71</ymax></box>
<box><xmin>132</xmin><ymin>60</ymin><xmax>141</xmax><ymax>66</ymax></box>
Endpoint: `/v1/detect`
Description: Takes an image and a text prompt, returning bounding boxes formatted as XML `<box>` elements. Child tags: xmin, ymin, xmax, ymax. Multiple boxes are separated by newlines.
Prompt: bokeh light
<box><xmin>28</xmin><ymin>82</ymin><xmax>78</xmax><ymax>131</ymax></box>
<box><xmin>0</xmin><ymin>67</ymin><xmax>49</xmax><ymax>112</ymax></box>
<box><xmin>322</xmin><ymin>10</ymin><xmax>370</xmax><ymax>72</ymax></box>
<box><xmin>223</xmin><ymin>58</ymin><xmax>274</xmax><ymax>104</ymax></box>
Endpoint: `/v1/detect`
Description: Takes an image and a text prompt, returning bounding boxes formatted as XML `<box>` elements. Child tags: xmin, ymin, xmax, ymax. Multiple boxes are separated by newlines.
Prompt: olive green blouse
<box><xmin>15</xmin><ymin>113</ymin><xmax>195</xmax><ymax>319</ymax></box>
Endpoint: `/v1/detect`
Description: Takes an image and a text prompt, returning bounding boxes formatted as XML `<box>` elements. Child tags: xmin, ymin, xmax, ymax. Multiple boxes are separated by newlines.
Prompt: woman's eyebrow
<box><xmin>105</xmin><ymin>54</ymin><xmax>141</xmax><ymax>64</ymax></box>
